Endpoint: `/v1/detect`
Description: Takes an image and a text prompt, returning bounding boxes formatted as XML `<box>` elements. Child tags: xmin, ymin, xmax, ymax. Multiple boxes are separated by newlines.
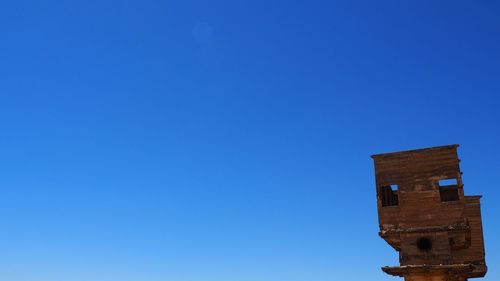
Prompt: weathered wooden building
<box><xmin>372</xmin><ymin>145</ymin><xmax>487</xmax><ymax>281</ymax></box>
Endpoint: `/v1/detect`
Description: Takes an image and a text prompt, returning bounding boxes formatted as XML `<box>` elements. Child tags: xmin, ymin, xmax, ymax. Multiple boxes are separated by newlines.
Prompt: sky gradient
<box><xmin>1</xmin><ymin>1</ymin><xmax>499</xmax><ymax>280</ymax></box>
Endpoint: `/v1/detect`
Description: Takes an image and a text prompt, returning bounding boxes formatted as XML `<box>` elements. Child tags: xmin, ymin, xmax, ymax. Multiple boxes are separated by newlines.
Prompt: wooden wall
<box><xmin>372</xmin><ymin>145</ymin><xmax>486</xmax><ymax>279</ymax></box>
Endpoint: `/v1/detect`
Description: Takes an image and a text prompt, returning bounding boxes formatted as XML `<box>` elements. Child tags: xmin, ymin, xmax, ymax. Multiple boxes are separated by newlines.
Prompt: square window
<box><xmin>380</xmin><ymin>185</ymin><xmax>399</xmax><ymax>207</ymax></box>
<box><xmin>439</xmin><ymin>178</ymin><xmax>459</xmax><ymax>202</ymax></box>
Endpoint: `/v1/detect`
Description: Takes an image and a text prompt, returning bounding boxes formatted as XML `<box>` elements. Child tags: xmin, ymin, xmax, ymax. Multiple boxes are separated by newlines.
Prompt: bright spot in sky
<box><xmin>192</xmin><ymin>22</ymin><xmax>214</xmax><ymax>44</ymax></box>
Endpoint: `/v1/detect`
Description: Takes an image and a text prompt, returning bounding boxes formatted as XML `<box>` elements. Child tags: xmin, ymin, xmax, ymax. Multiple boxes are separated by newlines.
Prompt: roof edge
<box><xmin>371</xmin><ymin>144</ymin><xmax>459</xmax><ymax>159</ymax></box>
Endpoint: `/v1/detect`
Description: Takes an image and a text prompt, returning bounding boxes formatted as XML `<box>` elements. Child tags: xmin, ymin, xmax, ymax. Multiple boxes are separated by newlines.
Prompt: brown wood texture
<box><xmin>373</xmin><ymin>145</ymin><xmax>487</xmax><ymax>280</ymax></box>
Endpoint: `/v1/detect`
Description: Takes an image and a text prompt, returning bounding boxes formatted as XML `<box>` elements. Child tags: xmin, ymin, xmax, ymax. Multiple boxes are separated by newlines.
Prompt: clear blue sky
<box><xmin>1</xmin><ymin>1</ymin><xmax>499</xmax><ymax>280</ymax></box>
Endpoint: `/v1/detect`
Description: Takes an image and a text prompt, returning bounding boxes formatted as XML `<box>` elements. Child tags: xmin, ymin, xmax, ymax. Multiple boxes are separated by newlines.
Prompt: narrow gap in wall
<box><xmin>439</xmin><ymin>178</ymin><xmax>458</xmax><ymax>186</ymax></box>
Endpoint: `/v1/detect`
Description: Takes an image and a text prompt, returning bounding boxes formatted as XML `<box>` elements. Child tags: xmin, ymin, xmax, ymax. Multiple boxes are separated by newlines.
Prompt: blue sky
<box><xmin>0</xmin><ymin>1</ymin><xmax>499</xmax><ymax>280</ymax></box>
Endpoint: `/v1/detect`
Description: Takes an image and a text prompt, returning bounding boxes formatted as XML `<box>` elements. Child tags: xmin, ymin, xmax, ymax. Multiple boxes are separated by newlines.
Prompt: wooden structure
<box><xmin>372</xmin><ymin>145</ymin><xmax>487</xmax><ymax>281</ymax></box>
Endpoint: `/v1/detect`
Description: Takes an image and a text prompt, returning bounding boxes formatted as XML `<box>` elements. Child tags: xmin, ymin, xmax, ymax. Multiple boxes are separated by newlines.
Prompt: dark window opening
<box><xmin>439</xmin><ymin>178</ymin><xmax>459</xmax><ymax>202</ymax></box>
<box><xmin>417</xmin><ymin>237</ymin><xmax>432</xmax><ymax>251</ymax></box>
<box><xmin>380</xmin><ymin>185</ymin><xmax>399</xmax><ymax>207</ymax></box>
